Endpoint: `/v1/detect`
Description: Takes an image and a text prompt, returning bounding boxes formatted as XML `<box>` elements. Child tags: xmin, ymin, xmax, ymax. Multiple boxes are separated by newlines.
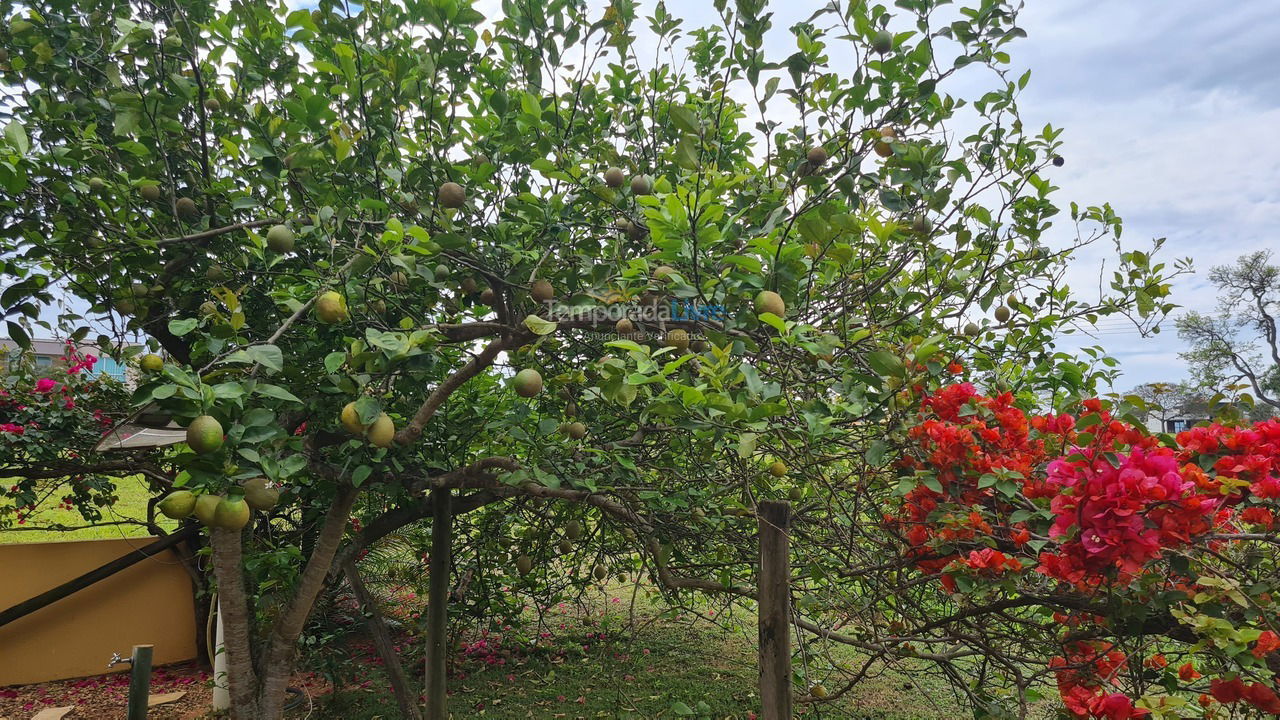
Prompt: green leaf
<box><xmin>758</xmin><ymin>312</ymin><xmax>787</xmax><ymax>334</ymax></box>
<box><xmin>866</xmin><ymin>351</ymin><xmax>905</xmax><ymax>378</ymax></box>
<box><xmin>354</xmin><ymin>397</ymin><xmax>381</xmax><ymax>425</ymax></box>
<box><xmin>225</xmin><ymin>344</ymin><xmax>284</xmax><ymax>372</ymax></box>
<box><xmin>168</xmin><ymin>318</ymin><xmax>198</xmax><ymax>337</ymax></box>
<box><xmin>352</xmin><ymin>465</ymin><xmax>372</xmax><ymax>487</ymax></box>
<box><xmin>668</xmin><ymin>105</ymin><xmax>699</xmax><ymax>134</ymax></box>
<box><xmin>865</xmin><ymin>439</ymin><xmax>886</xmax><ymax>466</ymax></box>
<box><xmin>5</xmin><ymin>321</ymin><xmax>30</xmax><ymax>350</ymax></box>
<box><xmin>523</xmin><ymin>314</ymin><xmax>558</xmax><ymax>336</ymax></box>
<box><xmin>255</xmin><ymin>384</ymin><xmax>303</xmax><ymax>404</ymax></box>
<box><xmin>211</xmin><ymin>382</ymin><xmax>246</xmax><ymax>400</ymax></box>
<box><xmin>4</xmin><ymin>120</ymin><xmax>28</xmax><ymax>155</ymax></box>
<box><xmin>670</xmin><ymin>701</ymin><xmax>695</xmax><ymax>716</ymax></box>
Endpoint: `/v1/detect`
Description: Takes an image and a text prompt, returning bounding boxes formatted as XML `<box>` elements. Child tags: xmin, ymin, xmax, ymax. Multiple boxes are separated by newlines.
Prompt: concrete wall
<box><xmin>0</xmin><ymin>537</ymin><xmax>198</xmax><ymax>686</ymax></box>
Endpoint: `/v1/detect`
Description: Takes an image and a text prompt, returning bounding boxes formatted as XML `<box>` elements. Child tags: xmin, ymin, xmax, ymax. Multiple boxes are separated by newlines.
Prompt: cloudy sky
<box><xmin>996</xmin><ymin>1</ymin><xmax>1280</xmax><ymax>390</ymax></box>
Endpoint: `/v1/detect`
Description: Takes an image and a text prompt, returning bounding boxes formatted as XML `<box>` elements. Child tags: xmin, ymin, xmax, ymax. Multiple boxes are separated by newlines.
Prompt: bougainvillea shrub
<box><xmin>0</xmin><ymin>344</ymin><xmax>130</xmax><ymax>529</ymax></box>
<box><xmin>895</xmin><ymin>383</ymin><xmax>1280</xmax><ymax>718</ymax></box>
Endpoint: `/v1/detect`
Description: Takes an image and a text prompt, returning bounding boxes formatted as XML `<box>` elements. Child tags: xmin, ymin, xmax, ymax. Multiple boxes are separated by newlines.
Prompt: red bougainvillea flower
<box><xmin>902</xmin><ymin>386</ymin><xmax>1280</xmax><ymax>719</ymax></box>
<box><xmin>1038</xmin><ymin>447</ymin><xmax>1219</xmax><ymax>587</ymax></box>
<box><xmin>961</xmin><ymin>548</ymin><xmax>1020</xmax><ymax>574</ymax></box>
<box><xmin>1252</xmin><ymin>630</ymin><xmax>1280</xmax><ymax>659</ymax></box>
<box><xmin>1209</xmin><ymin>677</ymin><xmax>1247</xmax><ymax>703</ymax></box>
<box><xmin>1051</xmin><ymin>643</ymin><xmax>1149</xmax><ymax>719</ymax></box>
<box><xmin>1240</xmin><ymin>506</ymin><xmax>1275</xmax><ymax>528</ymax></box>
<box><xmin>1241</xmin><ymin>682</ymin><xmax>1280</xmax><ymax>714</ymax></box>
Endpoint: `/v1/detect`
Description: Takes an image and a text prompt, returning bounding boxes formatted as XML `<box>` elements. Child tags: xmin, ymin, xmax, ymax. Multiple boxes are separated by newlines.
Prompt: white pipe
<box><xmin>212</xmin><ymin>599</ymin><xmax>230</xmax><ymax>711</ymax></box>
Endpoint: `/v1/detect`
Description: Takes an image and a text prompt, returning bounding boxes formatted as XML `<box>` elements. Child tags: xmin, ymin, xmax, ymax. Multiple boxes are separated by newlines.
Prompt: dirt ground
<box><xmin>0</xmin><ymin>662</ymin><xmax>330</xmax><ymax>720</ymax></box>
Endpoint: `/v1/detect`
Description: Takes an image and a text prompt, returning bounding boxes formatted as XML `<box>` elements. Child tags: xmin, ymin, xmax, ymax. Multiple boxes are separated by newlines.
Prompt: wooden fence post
<box><xmin>126</xmin><ymin>644</ymin><xmax>153</xmax><ymax>720</ymax></box>
<box><xmin>758</xmin><ymin>500</ymin><xmax>793</xmax><ymax>720</ymax></box>
<box><xmin>425</xmin><ymin>488</ymin><xmax>452</xmax><ymax>720</ymax></box>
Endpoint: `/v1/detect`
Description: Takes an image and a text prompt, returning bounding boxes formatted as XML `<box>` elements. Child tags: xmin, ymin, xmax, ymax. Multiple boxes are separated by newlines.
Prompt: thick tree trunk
<box><xmin>209</xmin><ymin>528</ymin><xmax>261</xmax><ymax>719</ymax></box>
<box><xmin>208</xmin><ymin>486</ymin><xmax>359</xmax><ymax>720</ymax></box>
<box><xmin>256</xmin><ymin>486</ymin><xmax>359</xmax><ymax>719</ymax></box>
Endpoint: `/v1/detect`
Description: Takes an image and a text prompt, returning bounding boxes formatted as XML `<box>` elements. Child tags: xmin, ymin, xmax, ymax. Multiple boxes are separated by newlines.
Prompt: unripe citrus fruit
<box><xmin>629</xmin><ymin>175</ymin><xmax>652</xmax><ymax>195</ymax></box>
<box><xmin>530</xmin><ymin>279</ymin><xmax>554</xmax><ymax>303</ymax></box>
<box><xmin>242</xmin><ymin>478</ymin><xmax>279</xmax><ymax>511</ymax></box>
<box><xmin>438</xmin><ymin>182</ymin><xmax>466</xmax><ymax>208</ymax></box>
<box><xmin>265</xmin><ymin>224</ymin><xmax>294</xmax><ymax>253</ymax></box>
<box><xmin>664</xmin><ymin>329</ymin><xmax>690</xmax><ymax>351</ymax></box>
<box><xmin>158</xmin><ymin>491</ymin><xmax>196</xmax><ymax>519</ymax></box>
<box><xmin>315</xmin><ymin>291</ymin><xmax>348</xmax><ymax>323</ymax></box>
<box><xmin>512</xmin><ymin>368</ymin><xmax>543</xmax><ymax>398</ymax></box>
<box><xmin>186</xmin><ymin>415</ymin><xmax>224</xmax><ymax>454</ymax></box>
<box><xmin>193</xmin><ymin>494</ymin><xmax>221</xmax><ymax>526</ymax></box>
<box><xmin>340</xmin><ymin>402</ymin><xmax>366</xmax><ymax>435</ymax></box>
<box><xmin>213</xmin><ymin>496</ymin><xmax>251</xmax><ymax>530</ymax></box>
<box><xmin>872</xmin><ymin>29</ymin><xmax>893</xmax><ymax>54</ymax></box>
<box><xmin>366</xmin><ymin>413</ymin><xmax>395</xmax><ymax>448</ymax></box>
<box><xmin>175</xmin><ymin>196</ymin><xmax>198</xmax><ymax>219</ymax></box>
<box><xmin>754</xmin><ymin>290</ymin><xmax>785</xmax><ymax>317</ymax></box>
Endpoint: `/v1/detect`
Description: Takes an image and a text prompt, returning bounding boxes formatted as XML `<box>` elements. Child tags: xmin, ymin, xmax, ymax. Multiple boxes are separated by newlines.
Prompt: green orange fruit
<box><xmin>367</xmin><ymin>413</ymin><xmax>395</xmax><ymax>448</ymax></box>
<box><xmin>512</xmin><ymin>368</ymin><xmax>543</xmax><ymax>398</ymax></box>
<box><xmin>438</xmin><ymin>182</ymin><xmax>466</xmax><ymax>209</ymax></box>
<box><xmin>186</xmin><ymin>415</ymin><xmax>224</xmax><ymax>454</ymax></box>
<box><xmin>315</xmin><ymin>291</ymin><xmax>348</xmax><ymax>323</ymax></box>
<box><xmin>193</xmin><ymin>494</ymin><xmax>221</xmax><ymax>526</ymax></box>
<box><xmin>157</xmin><ymin>491</ymin><xmax>196</xmax><ymax>519</ymax></box>
<box><xmin>265</xmin><ymin>224</ymin><xmax>294</xmax><ymax>253</ymax></box>
<box><xmin>340</xmin><ymin>402</ymin><xmax>366</xmax><ymax>435</ymax></box>
<box><xmin>213</xmin><ymin>496</ymin><xmax>251</xmax><ymax>530</ymax></box>
<box><xmin>242</xmin><ymin>478</ymin><xmax>279</xmax><ymax>511</ymax></box>
<box><xmin>754</xmin><ymin>290</ymin><xmax>785</xmax><ymax>317</ymax></box>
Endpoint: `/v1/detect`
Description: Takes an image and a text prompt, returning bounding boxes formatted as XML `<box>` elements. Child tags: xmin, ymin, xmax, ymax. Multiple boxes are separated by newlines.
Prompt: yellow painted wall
<box><xmin>0</xmin><ymin>537</ymin><xmax>198</xmax><ymax>686</ymax></box>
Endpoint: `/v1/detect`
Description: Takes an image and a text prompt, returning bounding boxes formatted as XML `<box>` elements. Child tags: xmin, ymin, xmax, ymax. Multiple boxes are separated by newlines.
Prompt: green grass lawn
<box><xmin>302</xmin><ymin>584</ymin><xmax>974</xmax><ymax>720</ymax></box>
<box><xmin>0</xmin><ymin>475</ymin><xmax>176</xmax><ymax>544</ymax></box>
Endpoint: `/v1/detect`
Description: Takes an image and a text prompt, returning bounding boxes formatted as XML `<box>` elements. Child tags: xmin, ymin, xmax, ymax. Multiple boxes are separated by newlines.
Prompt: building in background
<box><xmin>1</xmin><ymin>338</ymin><xmax>136</xmax><ymax>386</ymax></box>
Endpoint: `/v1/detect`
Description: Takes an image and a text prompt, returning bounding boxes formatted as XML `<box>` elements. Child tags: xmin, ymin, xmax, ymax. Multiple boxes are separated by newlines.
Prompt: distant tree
<box><xmin>1177</xmin><ymin>251</ymin><xmax>1280</xmax><ymax>411</ymax></box>
<box><xmin>1126</xmin><ymin>381</ymin><xmax>1195</xmax><ymax>428</ymax></box>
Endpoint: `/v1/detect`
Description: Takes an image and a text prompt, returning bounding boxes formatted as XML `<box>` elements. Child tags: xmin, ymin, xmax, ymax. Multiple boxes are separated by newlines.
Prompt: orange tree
<box><xmin>0</xmin><ymin>0</ymin><xmax>1186</xmax><ymax>718</ymax></box>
